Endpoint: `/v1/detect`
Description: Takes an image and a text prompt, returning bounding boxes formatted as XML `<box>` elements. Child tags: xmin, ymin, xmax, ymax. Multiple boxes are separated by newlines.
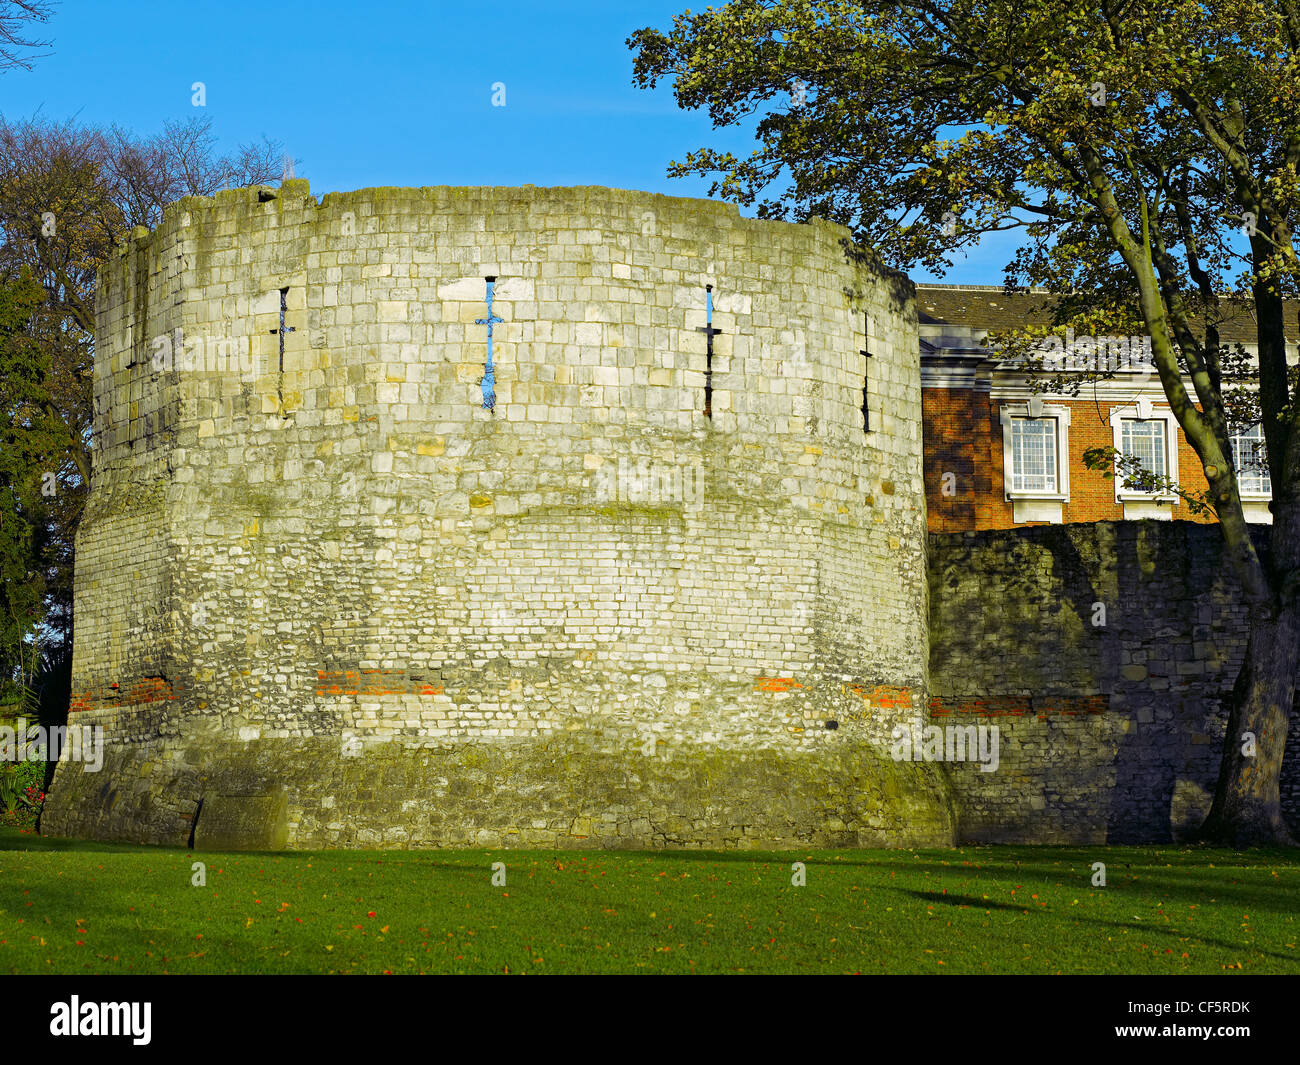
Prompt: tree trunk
<box><xmin>1198</xmin><ymin>604</ymin><xmax>1299</xmax><ymax>846</ymax></box>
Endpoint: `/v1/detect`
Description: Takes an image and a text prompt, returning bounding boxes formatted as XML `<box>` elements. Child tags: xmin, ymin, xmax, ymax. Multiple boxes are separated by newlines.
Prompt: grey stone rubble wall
<box><xmin>928</xmin><ymin>521</ymin><xmax>1299</xmax><ymax>843</ymax></box>
<box><xmin>42</xmin><ymin>181</ymin><xmax>954</xmax><ymax>850</ymax></box>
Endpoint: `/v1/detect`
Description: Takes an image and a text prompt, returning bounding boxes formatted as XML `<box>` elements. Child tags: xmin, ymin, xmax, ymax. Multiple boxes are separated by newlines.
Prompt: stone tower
<box><xmin>41</xmin><ymin>181</ymin><xmax>953</xmax><ymax>849</ymax></box>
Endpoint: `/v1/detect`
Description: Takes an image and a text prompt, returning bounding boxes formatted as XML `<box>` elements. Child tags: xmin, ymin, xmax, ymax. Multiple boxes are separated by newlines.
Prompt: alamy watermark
<box><xmin>890</xmin><ymin>723</ymin><xmax>1000</xmax><ymax>772</ymax></box>
<box><xmin>1</xmin><ymin>717</ymin><xmax>104</xmax><ymax>772</ymax></box>
<box><xmin>1011</xmin><ymin>329</ymin><xmax>1154</xmax><ymax>374</ymax></box>
<box><xmin>50</xmin><ymin>997</ymin><xmax>150</xmax><ymax>1045</ymax></box>
<box><xmin>151</xmin><ymin>328</ymin><xmax>254</xmax><ymax>375</ymax></box>
<box><xmin>591</xmin><ymin>457</ymin><xmax>703</xmax><ymax>510</ymax></box>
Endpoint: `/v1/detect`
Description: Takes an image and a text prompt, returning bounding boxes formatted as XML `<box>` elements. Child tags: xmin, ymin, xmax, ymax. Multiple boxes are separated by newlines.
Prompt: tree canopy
<box><xmin>0</xmin><ymin>114</ymin><xmax>286</xmax><ymax>695</ymax></box>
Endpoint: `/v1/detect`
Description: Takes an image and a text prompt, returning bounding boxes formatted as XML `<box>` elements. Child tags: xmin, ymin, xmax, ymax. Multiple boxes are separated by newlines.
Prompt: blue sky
<box><xmin>3</xmin><ymin>0</ymin><xmax>1007</xmax><ymax>283</ymax></box>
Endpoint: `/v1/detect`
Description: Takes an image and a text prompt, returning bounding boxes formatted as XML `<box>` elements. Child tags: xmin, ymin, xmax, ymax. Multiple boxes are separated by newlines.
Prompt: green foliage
<box><xmin>1083</xmin><ymin>444</ymin><xmax>1217</xmax><ymax>515</ymax></box>
<box><xmin>0</xmin><ymin>116</ymin><xmax>289</xmax><ymax>685</ymax></box>
<box><xmin>0</xmin><ymin>758</ymin><xmax>43</xmax><ymax>813</ymax></box>
<box><xmin>0</xmin><ymin>271</ymin><xmax>54</xmax><ymax>693</ymax></box>
<box><xmin>0</xmin><ymin>764</ymin><xmax>19</xmax><ymax>811</ymax></box>
<box><xmin>629</xmin><ymin>0</ymin><xmax>1298</xmax><ymax>286</ymax></box>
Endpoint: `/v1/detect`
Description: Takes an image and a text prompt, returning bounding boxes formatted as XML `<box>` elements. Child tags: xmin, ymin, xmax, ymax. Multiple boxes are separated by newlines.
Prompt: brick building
<box><xmin>919</xmin><ymin>284</ymin><xmax>1300</xmax><ymax>533</ymax></box>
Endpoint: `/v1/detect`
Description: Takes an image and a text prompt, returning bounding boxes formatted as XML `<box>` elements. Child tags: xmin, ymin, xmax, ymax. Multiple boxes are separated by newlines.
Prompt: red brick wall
<box><xmin>922</xmin><ymin>387</ymin><xmax>991</xmax><ymax>532</ymax></box>
<box><xmin>923</xmin><ymin>390</ymin><xmax>1216</xmax><ymax>531</ymax></box>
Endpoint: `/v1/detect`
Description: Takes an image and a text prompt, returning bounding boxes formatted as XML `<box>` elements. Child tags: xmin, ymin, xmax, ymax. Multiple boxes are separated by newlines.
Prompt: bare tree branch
<box><xmin>0</xmin><ymin>1</ymin><xmax>53</xmax><ymax>72</ymax></box>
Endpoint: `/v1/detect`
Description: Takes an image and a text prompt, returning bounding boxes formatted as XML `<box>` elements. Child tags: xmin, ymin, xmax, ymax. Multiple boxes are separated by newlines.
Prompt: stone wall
<box><xmin>42</xmin><ymin>181</ymin><xmax>953</xmax><ymax>850</ymax></box>
<box><xmin>929</xmin><ymin>521</ymin><xmax>1300</xmax><ymax>843</ymax></box>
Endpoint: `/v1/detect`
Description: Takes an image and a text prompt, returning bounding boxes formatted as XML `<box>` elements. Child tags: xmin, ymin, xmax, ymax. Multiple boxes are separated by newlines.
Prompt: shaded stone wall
<box><xmin>43</xmin><ymin>181</ymin><xmax>953</xmax><ymax>850</ymax></box>
<box><xmin>929</xmin><ymin>521</ymin><xmax>1299</xmax><ymax>843</ymax></box>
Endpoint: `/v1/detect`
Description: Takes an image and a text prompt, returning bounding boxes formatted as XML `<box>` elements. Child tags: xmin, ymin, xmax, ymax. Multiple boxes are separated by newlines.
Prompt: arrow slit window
<box><xmin>860</xmin><ymin>313</ymin><xmax>872</xmax><ymax>433</ymax></box>
<box><xmin>696</xmin><ymin>285</ymin><xmax>722</xmax><ymax>419</ymax></box>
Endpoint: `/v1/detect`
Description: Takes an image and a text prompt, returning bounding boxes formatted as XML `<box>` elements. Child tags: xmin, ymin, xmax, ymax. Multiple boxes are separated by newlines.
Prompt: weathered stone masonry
<box><xmin>41</xmin><ymin>181</ymin><xmax>953</xmax><ymax>849</ymax></box>
<box><xmin>929</xmin><ymin>522</ymin><xmax>1300</xmax><ymax>843</ymax></box>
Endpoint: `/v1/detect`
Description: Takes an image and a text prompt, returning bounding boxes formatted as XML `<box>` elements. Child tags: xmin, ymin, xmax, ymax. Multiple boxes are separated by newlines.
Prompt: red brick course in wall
<box><xmin>70</xmin><ymin>671</ymin><xmax>456</xmax><ymax>712</ymax></box>
<box><xmin>923</xmin><ymin>389</ymin><xmax>1217</xmax><ymax>532</ymax></box>
<box><xmin>315</xmin><ymin>670</ymin><xmax>445</xmax><ymax>697</ymax></box>
<box><xmin>929</xmin><ymin>694</ymin><xmax>1110</xmax><ymax>718</ymax></box>
<box><xmin>70</xmin><ymin>677</ymin><xmax>176</xmax><ymax>713</ymax></box>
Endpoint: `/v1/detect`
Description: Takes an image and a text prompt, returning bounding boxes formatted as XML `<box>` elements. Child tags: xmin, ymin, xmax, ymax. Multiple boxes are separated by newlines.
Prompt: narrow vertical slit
<box><xmin>268</xmin><ymin>287</ymin><xmax>295</xmax><ymax>374</ymax></box>
<box><xmin>861</xmin><ymin>313</ymin><xmax>872</xmax><ymax>433</ymax></box>
<box><xmin>475</xmin><ymin>276</ymin><xmax>502</xmax><ymax>412</ymax></box>
<box><xmin>188</xmin><ymin>796</ymin><xmax>204</xmax><ymax>850</ymax></box>
<box><xmin>697</xmin><ymin>284</ymin><xmax>722</xmax><ymax>419</ymax></box>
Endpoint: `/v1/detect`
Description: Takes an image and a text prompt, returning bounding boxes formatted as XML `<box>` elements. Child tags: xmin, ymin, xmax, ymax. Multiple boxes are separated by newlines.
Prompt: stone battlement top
<box><xmin>108</xmin><ymin>178</ymin><xmax>900</xmax><ymax>284</ymax></box>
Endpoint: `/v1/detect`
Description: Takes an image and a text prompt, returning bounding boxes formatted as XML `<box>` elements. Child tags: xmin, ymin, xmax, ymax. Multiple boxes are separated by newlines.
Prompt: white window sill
<box><xmin>1010</xmin><ymin>499</ymin><xmax>1063</xmax><ymax>524</ymax></box>
<box><xmin>1121</xmin><ymin>500</ymin><xmax>1174</xmax><ymax>520</ymax></box>
<box><xmin>1242</xmin><ymin>499</ymin><xmax>1273</xmax><ymax>524</ymax></box>
<box><xmin>1117</xmin><ymin>492</ymin><xmax>1179</xmax><ymax>504</ymax></box>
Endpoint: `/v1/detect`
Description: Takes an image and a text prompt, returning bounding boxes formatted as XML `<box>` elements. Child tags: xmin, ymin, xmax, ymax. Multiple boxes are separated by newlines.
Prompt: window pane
<box><xmin>1010</xmin><ymin>417</ymin><xmax>1056</xmax><ymax>493</ymax></box>
<box><xmin>1231</xmin><ymin>423</ymin><xmax>1271</xmax><ymax>495</ymax></box>
<box><xmin>1121</xmin><ymin>419</ymin><xmax>1166</xmax><ymax>487</ymax></box>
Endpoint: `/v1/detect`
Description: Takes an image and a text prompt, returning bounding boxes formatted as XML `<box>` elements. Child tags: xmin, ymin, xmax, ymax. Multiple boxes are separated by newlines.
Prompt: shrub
<box><xmin>0</xmin><ymin>758</ymin><xmax>45</xmax><ymax>813</ymax></box>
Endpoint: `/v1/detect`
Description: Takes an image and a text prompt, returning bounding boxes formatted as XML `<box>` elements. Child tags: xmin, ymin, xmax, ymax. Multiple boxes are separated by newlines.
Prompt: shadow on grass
<box><xmin>589</xmin><ymin>845</ymin><xmax>1300</xmax><ymax>872</ymax></box>
<box><xmin>903</xmin><ymin>890</ymin><xmax>1027</xmax><ymax>911</ymax></box>
<box><xmin>0</xmin><ymin>834</ymin><xmax>540</xmax><ymax>893</ymax></box>
<box><xmin>8</xmin><ymin>828</ymin><xmax>1299</xmax><ymax>873</ymax></box>
<box><xmin>0</xmin><ymin>827</ymin><xmax>170</xmax><ymax>855</ymax></box>
<box><xmin>906</xmin><ymin>888</ymin><xmax>1297</xmax><ymax>963</ymax></box>
<box><xmin>0</xmin><ymin>827</ymin><xmax>323</xmax><ymax>862</ymax></box>
<box><xmin>868</xmin><ymin>855</ymin><xmax>1300</xmax><ymax>909</ymax></box>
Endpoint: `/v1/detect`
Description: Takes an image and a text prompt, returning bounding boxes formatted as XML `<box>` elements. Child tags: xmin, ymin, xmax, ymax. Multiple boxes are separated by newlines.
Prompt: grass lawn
<box><xmin>2</xmin><ymin>826</ymin><xmax>1297</xmax><ymax>974</ymax></box>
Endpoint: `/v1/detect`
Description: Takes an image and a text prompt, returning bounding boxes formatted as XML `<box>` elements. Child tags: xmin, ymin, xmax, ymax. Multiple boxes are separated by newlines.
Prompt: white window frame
<box><xmin>1000</xmin><ymin>402</ymin><xmax>1071</xmax><ymax>502</ymax></box>
<box><xmin>1108</xmin><ymin>400</ymin><xmax>1179</xmax><ymax>504</ymax></box>
<box><xmin>1230</xmin><ymin>422</ymin><xmax>1272</xmax><ymax>501</ymax></box>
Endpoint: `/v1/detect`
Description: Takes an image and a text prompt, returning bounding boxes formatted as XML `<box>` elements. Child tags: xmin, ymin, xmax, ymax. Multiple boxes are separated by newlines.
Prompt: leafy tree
<box><xmin>0</xmin><ymin>115</ymin><xmax>287</xmax><ymax>689</ymax></box>
<box><xmin>0</xmin><ymin>269</ymin><xmax>50</xmax><ymax>701</ymax></box>
<box><xmin>631</xmin><ymin>0</ymin><xmax>1300</xmax><ymax>844</ymax></box>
